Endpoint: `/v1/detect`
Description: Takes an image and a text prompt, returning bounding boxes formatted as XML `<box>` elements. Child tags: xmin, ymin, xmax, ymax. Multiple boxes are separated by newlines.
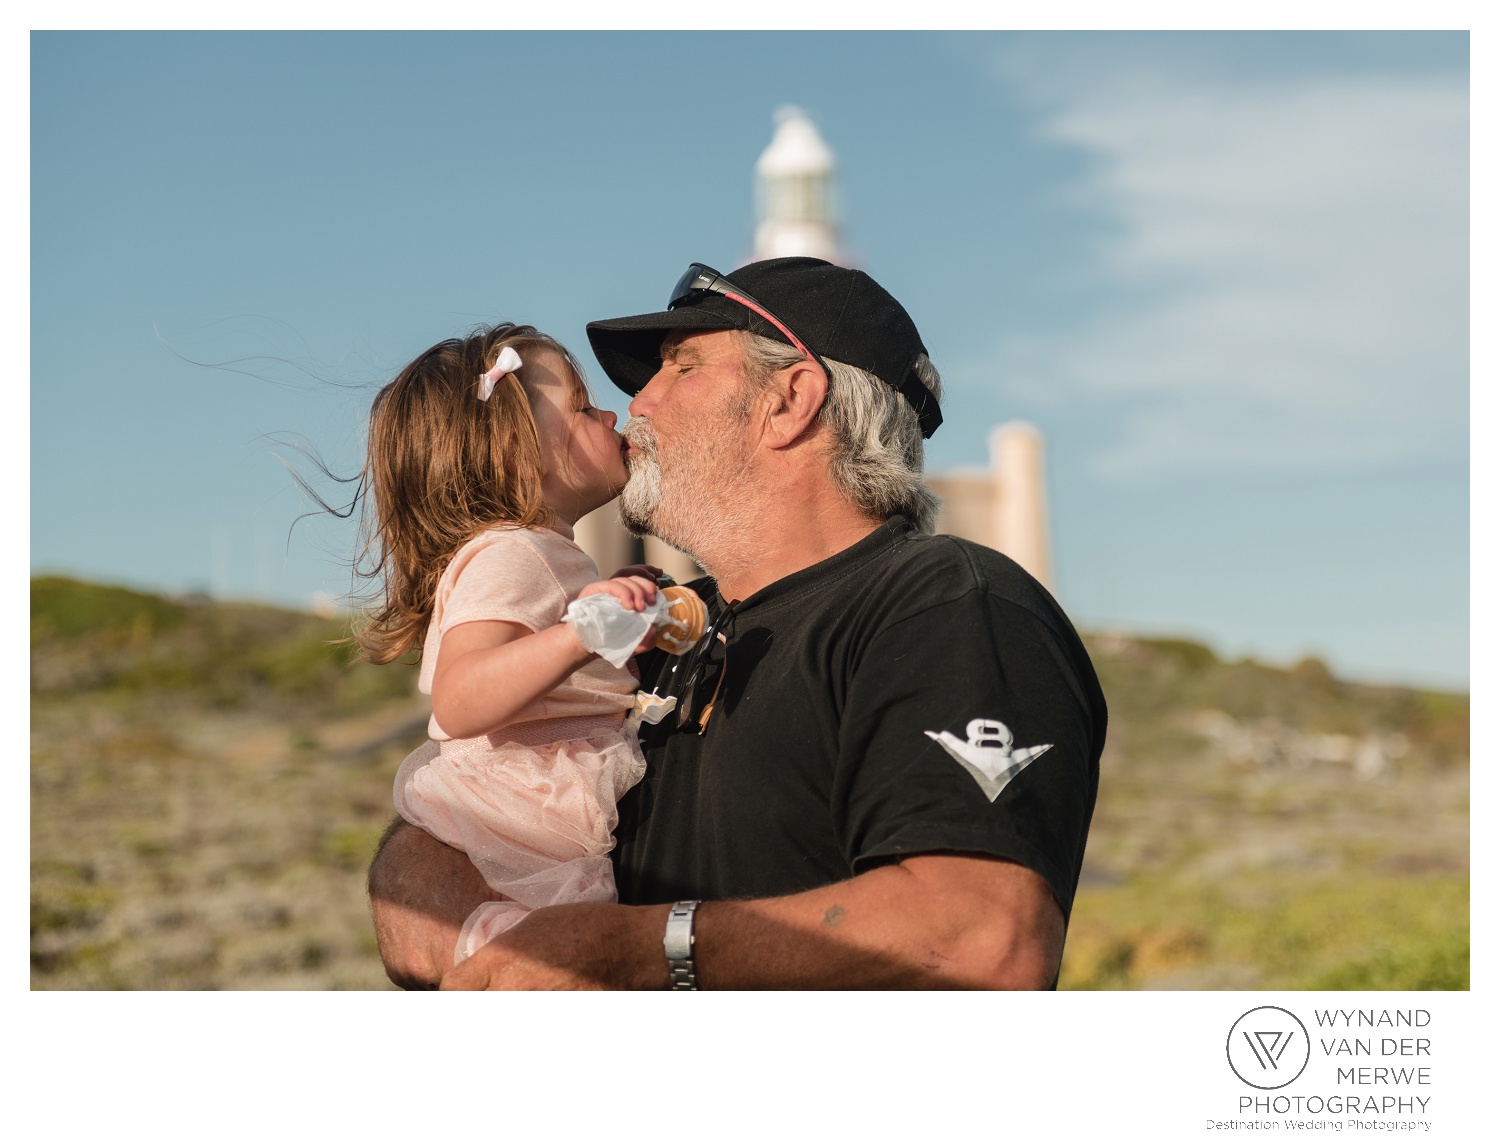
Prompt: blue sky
<box><xmin>30</xmin><ymin>31</ymin><xmax>1470</xmax><ymax>688</ymax></box>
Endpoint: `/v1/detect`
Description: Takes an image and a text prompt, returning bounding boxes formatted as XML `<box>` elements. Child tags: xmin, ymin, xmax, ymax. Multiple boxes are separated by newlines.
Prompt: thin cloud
<box><xmin>993</xmin><ymin>54</ymin><xmax>1467</xmax><ymax>477</ymax></box>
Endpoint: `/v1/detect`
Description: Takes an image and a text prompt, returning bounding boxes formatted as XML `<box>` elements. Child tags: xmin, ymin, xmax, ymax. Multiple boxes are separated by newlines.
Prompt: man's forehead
<box><xmin>660</xmin><ymin>328</ymin><xmax>738</xmax><ymax>360</ymax></box>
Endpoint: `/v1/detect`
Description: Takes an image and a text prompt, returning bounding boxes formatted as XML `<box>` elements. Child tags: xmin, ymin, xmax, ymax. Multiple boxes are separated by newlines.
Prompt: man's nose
<box><xmin>628</xmin><ymin>368</ymin><xmax>668</xmax><ymax>419</ymax></box>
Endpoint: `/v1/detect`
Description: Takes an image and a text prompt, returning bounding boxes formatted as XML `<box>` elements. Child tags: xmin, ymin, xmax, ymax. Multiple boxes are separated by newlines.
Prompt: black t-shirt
<box><xmin>611</xmin><ymin>516</ymin><xmax>1106</xmax><ymax>919</ymax></box>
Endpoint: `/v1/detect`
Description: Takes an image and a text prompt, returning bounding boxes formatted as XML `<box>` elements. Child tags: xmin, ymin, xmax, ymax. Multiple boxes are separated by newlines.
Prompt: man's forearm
<box><xmin>690</xmin><ymin>856</ymin><xmax>1063</xmax><ymax>989</ymax></box>
<box><xmin>443</xmin><ymin>853</ymin><xmax>1064</xmax><ymax>990</ymax></box>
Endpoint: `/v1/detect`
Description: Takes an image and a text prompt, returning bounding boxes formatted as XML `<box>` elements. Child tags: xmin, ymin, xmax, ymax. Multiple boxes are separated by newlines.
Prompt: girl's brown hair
<box><xmin>355</xmin><ymin>324</ymin><xmax>588</xmax><ymax>664</ymax></box>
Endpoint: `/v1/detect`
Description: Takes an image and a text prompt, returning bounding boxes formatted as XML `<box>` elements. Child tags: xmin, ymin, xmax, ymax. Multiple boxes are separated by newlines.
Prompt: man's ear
<box><xmin>760</xmin><ymin>359</ymin><xmax>828</xmax><ymax>450</ymax></box>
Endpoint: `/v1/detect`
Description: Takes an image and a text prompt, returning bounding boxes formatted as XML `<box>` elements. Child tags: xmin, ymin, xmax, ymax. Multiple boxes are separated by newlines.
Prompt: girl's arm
<box><xmin>429</xmin><ymin>575</ymin><xmax>657</xmax><ymax>739</ymax></box>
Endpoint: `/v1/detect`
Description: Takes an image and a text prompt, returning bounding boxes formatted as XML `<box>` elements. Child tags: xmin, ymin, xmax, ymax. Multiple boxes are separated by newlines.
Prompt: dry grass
<box><xmin>30</xmin><ymin>691</ymin><xmax>428</xmax><ymax>989</ymax></box>
<box><xmin>31</xmin><ymin>577</ymin><xmax>423</xmax><ymax>990</ymax></box>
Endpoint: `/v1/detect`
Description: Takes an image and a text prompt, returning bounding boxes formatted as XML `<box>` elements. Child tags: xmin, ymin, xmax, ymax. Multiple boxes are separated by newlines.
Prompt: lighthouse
<box><xmin>753</xmin><ymin>106</ymin><xmax>842</xmax><ymax>264</ymax></box>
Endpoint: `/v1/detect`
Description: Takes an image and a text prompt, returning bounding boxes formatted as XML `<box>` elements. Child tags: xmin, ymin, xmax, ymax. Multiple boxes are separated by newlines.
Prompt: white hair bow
<box><xmin>478</xmin><ymin>346</ymin><xmax>523</xmax><ymax>401</ymax></box>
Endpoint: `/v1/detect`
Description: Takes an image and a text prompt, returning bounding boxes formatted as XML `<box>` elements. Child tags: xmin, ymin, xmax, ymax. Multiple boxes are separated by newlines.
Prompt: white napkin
<box><xmin>563</xmin><ymin>592</ymin><xmax>689</xmax><ymax>668</ymax></box>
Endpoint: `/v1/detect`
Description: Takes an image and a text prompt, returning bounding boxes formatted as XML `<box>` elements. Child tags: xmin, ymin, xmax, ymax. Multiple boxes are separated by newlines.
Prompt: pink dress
<box><xmin>392</xmin><ymin>526</ymin><xmax>646</xmax><ymax>964</ymax></box>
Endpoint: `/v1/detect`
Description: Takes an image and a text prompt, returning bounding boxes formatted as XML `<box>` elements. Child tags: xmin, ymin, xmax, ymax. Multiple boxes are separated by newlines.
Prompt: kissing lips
<box><xmin>621</xmin><ymin>416</ymin><xmax>657</xmax><ymax>464</ymax></box>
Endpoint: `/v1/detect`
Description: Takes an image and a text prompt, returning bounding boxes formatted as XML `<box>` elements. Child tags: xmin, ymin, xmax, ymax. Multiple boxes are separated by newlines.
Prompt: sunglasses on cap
<box><xmin>645</xmin><ymin>597</ymin><xmax>738</xmax><ymax>735</ymax></box>
<box><xmin>669</xmin><ymin>263</ymin><xmax>829</xmax><ymax>380</ymax></box>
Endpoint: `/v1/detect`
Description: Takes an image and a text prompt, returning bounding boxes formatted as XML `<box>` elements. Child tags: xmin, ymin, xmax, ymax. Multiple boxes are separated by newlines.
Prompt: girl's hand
<box><xmin>610</xmin><ymin>563</ymin><xmax>663</xmax><ymax>583</ymax></box>
<box><xmin>578</xmin><ymin>575</ymin><xmax>659</xmax><ymax>612</ymax></box>
<box><xmin>577</xmin><ymin>575</ymin><xmax>660</xmax><ymax>655</ymax></box>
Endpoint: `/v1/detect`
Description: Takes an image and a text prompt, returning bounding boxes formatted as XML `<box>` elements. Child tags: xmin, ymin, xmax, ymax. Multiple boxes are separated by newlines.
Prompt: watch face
<box><xmin>664</xmin><ymin>902</ymin><xmax>698</xmax><ymax>960</ymax></box>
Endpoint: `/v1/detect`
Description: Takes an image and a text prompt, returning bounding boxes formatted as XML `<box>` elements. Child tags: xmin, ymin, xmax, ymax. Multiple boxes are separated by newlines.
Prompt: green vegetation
<box><xmin>30</xmin><ymin>575</ymin><xmax>415</xmax><ymax>716</ymax></box>
<box><xmin>1089</xmin><ymin>634</ymin><xmax>1468</xmax><ymax>767</ymax></box>
<box><xmin>31</xmin><ymin>576</ymin><xmax>425</xmax><ymax>990</ymax></box>
<box><xmin>1065</xmin><ymin>632</ymin><xmax>1469</xmax><ymax>990</ymax></box>
<box><xmin>31</xmin><ymin>575</ymin><xmax>188</xmax><ymax>642</ymax></box>
<box><xmin>30</xmin><ymin>578</ymin><xmax>1469</xmax><ymax>990</ymax></box>
<box><xmin>1061</xmin><ymin>872</ymin><xmax>1469</xmax><ymax>990</ymax></box>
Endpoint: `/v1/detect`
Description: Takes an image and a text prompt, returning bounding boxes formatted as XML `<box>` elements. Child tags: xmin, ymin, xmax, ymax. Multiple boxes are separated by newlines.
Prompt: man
<box><xmin>369</xmin><ymin>257</ymin><xmax>1106</xmax><ymax>989</ymax></box>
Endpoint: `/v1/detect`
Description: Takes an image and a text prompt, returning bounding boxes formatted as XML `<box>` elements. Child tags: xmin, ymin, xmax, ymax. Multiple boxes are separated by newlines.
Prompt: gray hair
<box><xmin>739</xmin><ymin>332</ymin><xmax>943</xmax><ymax>533</ymax></box>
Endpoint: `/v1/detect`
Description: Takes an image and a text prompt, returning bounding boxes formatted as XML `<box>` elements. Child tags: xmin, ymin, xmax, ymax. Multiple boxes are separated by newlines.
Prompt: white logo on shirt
<box><xmin>924</xmin><ymin>718</ymin><xmax>1053</xmax><ymax>802</ymax></box>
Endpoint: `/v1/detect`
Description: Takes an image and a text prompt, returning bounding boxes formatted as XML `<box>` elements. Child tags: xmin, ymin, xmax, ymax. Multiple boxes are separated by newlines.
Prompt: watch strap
<box><xmin>663</xmin><ymin>900</ymin><xmax>700</xmax><ymax>990</ymax></box>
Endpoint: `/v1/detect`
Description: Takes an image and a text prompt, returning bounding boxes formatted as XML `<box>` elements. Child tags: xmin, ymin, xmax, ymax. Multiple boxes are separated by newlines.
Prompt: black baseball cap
<box><xmin>586</xmin><ymin>257</ymin><xmax>942</xmax><ymax>437</ymax></box>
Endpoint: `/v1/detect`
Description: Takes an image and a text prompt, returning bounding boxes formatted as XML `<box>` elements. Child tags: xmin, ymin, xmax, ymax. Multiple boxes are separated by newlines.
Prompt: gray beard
<box><xmin>618</xmin><ymin>417</ymin><xmax>667</xmax><ymax>538</ymax></box>
<box><xmin>617</xmin><ymin>415</ymin><xmax>757</xmax><ymax>578</ymax></box>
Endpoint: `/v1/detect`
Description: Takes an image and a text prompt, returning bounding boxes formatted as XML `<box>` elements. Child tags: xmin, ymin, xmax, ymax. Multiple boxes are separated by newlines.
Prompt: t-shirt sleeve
<box><xmin>832</xmin><ymin>591</ymin><xmax>1101</xmax><ymax>919</ymax></box>
<box><xmin>435</xmin><ymin>533</ymin><xmax>569</xmax><ymax>637</ymax></box>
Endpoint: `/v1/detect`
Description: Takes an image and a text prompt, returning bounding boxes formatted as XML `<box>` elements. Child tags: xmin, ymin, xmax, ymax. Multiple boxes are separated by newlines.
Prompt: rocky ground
<box><xmin>30</xmin><ymin>577</ymin><xmax>1469</xmax><ymax>990</ymax></box>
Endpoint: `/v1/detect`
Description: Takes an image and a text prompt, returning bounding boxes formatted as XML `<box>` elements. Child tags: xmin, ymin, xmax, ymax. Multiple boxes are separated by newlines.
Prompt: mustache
<box><xmin>621</xmin><ymin>416</ymin><xmax>658</xmax><ymax>458</ymax></box>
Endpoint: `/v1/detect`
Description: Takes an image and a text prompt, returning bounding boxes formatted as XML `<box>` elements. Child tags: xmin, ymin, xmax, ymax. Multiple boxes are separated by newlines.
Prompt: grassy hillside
<box><xmin>31</xmin><ymin>576</ymin><xmax>424</xmax><ymax>989</ymax></box>
<box><xmin>30</xmin><ymin>576</ymin><xmax>1469</xmax><ymax>989</ymax></box>
<box><xmin>1066</xmin><ymin>635</ymin><xmax>1468</xmax><ymax>989</ymax></box>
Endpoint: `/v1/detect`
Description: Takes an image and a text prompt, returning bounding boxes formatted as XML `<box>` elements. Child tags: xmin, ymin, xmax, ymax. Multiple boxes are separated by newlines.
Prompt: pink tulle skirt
<box><xmin>393</xmin><ymin>717</ymin><xmax>646</xmax><ymax>965</ymax></box>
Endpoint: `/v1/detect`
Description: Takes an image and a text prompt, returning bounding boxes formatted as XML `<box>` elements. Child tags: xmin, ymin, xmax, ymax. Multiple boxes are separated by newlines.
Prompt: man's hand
<box><xmin>440</xmin><ymin>901</ymin><xmax>669</xmax><ymax>991</ymax></box>
<box><xmin>608</xmin><ymin>562</ymin><xmax>664</xmax><ymax>584</ymax></box>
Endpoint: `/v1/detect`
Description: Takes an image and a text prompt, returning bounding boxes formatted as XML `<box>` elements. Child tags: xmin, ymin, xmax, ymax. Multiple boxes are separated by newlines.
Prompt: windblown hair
<box><xmin>355</xmin><ymin>325</ymin><xmax>588</xmax><ymax>664</ymax></box>
<box><xmin>739</xmin><ymin>332</ymin><xmax>943</xmax><ymax>533</ymax></box>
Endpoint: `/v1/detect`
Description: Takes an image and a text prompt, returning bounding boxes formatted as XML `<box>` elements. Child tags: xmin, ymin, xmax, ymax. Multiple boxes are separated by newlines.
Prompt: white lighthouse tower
<box><xmin>753</xmin><ymin>106</ymin><xmax>842</xmax><ymax>264</ymax></box>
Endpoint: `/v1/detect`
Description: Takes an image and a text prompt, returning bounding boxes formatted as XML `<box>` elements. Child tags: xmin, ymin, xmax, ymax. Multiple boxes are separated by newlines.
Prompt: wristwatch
<box><xmin>663</xmin><ymin>900</ymin><xmax>701</xmax><ymax>990</ymax></box>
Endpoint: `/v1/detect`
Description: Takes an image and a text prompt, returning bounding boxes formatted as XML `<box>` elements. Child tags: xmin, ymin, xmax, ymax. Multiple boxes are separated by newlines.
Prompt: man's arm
<box><xmin>367</xmin><ymin>818</ymin><xmax>496</xmax><ymax>989</ymax></box>
<box><xmin>438</xmin><ymin>852</ymin><xmax>1064</xmax><ymax>990</ymax></box>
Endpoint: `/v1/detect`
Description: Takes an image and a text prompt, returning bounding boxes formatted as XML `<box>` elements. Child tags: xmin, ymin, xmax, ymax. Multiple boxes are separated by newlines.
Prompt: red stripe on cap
<box><xmin>718</xmin><ymin>293</ymin><xmax>824</xmax><ymax>375</ymax></box>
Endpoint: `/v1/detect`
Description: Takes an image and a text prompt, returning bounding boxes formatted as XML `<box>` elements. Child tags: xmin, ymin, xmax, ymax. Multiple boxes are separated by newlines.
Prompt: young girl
<box><xmin>358</xmin><ymin>324</ymin><xmax>667</xmax><ymax>966</ymax></box>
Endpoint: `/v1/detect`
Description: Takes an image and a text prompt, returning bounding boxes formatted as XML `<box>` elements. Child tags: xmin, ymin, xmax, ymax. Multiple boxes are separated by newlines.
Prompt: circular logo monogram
<box><xmin>1226</xmin><ymin>1006</ymin><xmax>1311</xmax><ymax>1089</ymax></box>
